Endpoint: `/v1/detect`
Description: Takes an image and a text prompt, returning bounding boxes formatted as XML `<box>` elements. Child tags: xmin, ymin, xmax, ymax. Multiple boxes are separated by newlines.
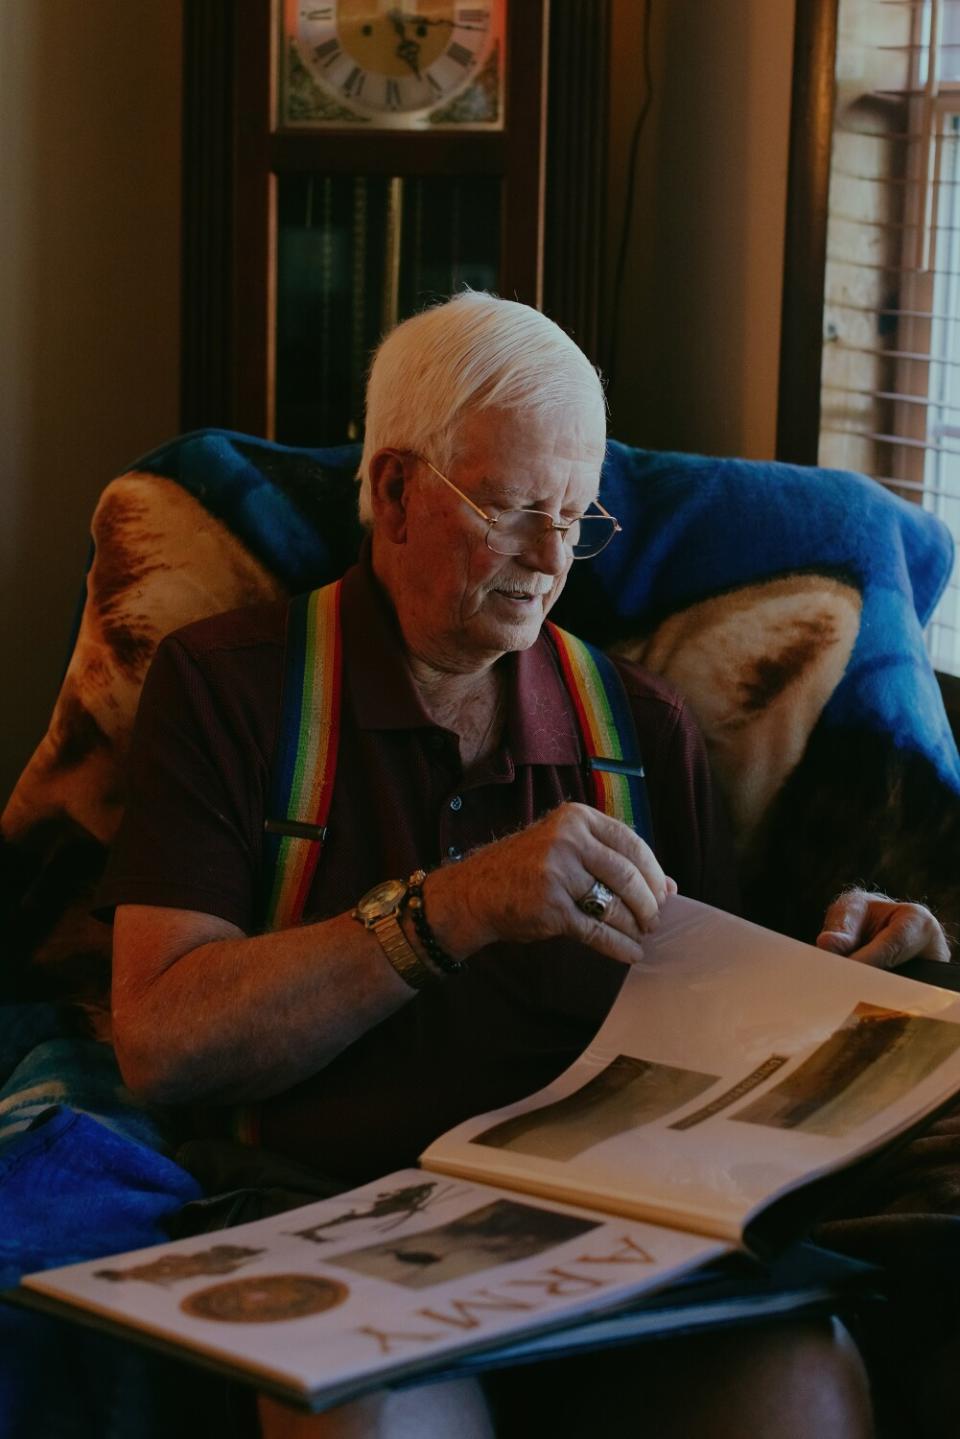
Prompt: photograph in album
<box><xmin>327</xmin><ymin>1197</ymin><xmax>601</xmax><ymax>1290</ymax></box>
<box><xmin>733</xmin><ymin>1001</ymin><xmax>960</xmax><ymax>1136</ymax></box>
<box><xmin>473</xmin><ymin>1055</ymin><xmax>718</xmax><ymax>1160</ymax></box>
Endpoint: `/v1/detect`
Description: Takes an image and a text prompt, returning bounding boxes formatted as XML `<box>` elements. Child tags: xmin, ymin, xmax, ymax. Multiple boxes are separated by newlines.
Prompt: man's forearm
<box><xmin>112</xmin><ymin>908</ymin><xmax>416</xmax><ymax>1106</ymax></box>
<box><xmin>112</xmin><ymin>803</ymin><xmax>669</xmax><ymax>1108</ymax></box>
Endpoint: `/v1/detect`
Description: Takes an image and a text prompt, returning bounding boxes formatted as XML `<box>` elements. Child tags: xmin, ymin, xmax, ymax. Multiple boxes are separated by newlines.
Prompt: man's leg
<box><xmin>488</xmin><ymin>1318</ymin><xmax>874</xmax><ymax>1439</ymax></box>
<box><xmin>258</xmin><ymin>1377</ymin><xmax>495</xmax><ymax>1438</ymax></box>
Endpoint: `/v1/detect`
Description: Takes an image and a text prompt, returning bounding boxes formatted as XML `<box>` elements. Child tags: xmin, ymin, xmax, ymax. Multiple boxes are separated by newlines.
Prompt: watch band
<box><xmin>370</xmin><ymin>912</ymin><xmax>434</xmax><ymax>991</ymax></box>
<box><xmin>407</xmin><ymin>869</ymin><xmax>464</xmax><ymax>974</ymax></box>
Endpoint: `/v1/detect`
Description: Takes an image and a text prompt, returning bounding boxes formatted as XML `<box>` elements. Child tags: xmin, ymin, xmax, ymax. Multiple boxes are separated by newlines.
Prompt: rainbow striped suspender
<box><xmin>259</xmin><ymin>589</ymin><xmax>653</xmax><ymax>933</ymax></box>
<box><xmin>233</xmin><ymin>582</ymin><xmax>343</xmax><ymax>1145</ymax></box>
<box><xmin>547</xmin><ymin>623</ymin><xmax>654</xmax><ymax>846</ymax></box>
<box><xmin>261</xmin><ymin>580</ymin><xmax>344</xmax><ymax>933</ymax></box>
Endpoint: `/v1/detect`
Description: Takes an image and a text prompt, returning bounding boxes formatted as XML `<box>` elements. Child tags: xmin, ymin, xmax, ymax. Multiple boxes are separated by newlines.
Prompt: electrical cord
<box><xmin>606</xmin><ymin>0</ymin><xmax>655</xmax><ymax>386</ymax></box>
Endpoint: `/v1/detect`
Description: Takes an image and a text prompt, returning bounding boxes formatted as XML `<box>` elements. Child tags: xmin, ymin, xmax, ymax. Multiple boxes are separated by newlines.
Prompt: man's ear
<box><xmin>368</xmin><ymin>449</ymin><xmax>410</xmax><ymax>542</ymax></box>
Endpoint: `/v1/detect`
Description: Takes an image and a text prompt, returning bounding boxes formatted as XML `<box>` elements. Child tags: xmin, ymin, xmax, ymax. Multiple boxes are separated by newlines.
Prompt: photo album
<box><xmin>13</xmin><ymin>897</ymin><xmax>960</xmax><ymax>1412</ymax></box>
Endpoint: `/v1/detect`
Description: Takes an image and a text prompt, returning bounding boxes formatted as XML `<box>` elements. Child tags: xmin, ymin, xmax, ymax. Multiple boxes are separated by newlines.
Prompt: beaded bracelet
<box><xmin>406</xmin><ymin>869</ymin><xmax>465</xmax><ymax>975</ymax></box>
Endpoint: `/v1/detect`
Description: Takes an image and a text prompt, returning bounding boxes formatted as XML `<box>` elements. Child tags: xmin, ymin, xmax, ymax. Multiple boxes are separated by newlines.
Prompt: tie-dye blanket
<box><xmin>2</xmin><ymin>428</ymin><xmax>957</xmax><ymax>1024</ymax></box>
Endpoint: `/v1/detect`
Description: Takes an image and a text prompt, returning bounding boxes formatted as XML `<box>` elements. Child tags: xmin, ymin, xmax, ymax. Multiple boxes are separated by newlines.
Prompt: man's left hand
<box><xmin>816</xmin><ymin>888</ymin><xmax>951</xmax><ymax>969</ymax></box>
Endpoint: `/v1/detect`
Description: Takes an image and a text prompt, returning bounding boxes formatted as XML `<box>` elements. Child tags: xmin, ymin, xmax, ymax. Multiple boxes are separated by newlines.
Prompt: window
<box><xmin>819</xmin><ymin>0</ymin><xmax>960</xmax><ymax>676</ymax></box>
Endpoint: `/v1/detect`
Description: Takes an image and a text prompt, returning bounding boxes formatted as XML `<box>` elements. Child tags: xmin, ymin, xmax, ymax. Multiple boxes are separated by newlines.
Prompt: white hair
<box><xmin>357</xmin><ymin>292</ymin><xmax>607</xmax><ymax>524</ymax></box>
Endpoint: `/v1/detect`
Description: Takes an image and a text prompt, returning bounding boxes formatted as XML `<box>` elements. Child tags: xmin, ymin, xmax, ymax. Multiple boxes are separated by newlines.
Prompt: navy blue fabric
<box><xmin>0</xmin><ymin>1106</ymin><xmax>207</xmax><ymax>1438</ymax></box>
<box><xmin>0</xmin><ymin>1004</ymin><xmax>62</xmax><ymax>1080</ymax></box>
<box><xmin>0</xmin><ymin>1014</ymin><xmax>202</xmax><ymax>1437</ymax></box>
<box><xmin>0</xmin><ymin>1004</ymin><xmax>175</xmax><ymax>1152</ymax></box>
<box><xmin>0</xmin><ymin>1106</ymin><xmax>199</xmax><ymax>1286</ymax></box>
<box><xmin>136</xmin><ymin>428</ymin><xmax>363</xmax><ymax>592</ymax></box>
<box><xmin>0</xmin><ymin>1301</ymin><xmax>245</xmax><ymax>1439</ymax></box>
<box><xmin>0</xmin><ymin>1035</ymin><xmax>174</xmax><ymax>1152</ymax></box>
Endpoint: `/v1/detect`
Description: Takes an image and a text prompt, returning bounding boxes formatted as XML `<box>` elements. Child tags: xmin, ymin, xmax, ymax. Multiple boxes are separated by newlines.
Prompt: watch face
<box><xmin>280</xmin><ymin>0</ymin><xmax>505</xmax><ymax>130</ymax></box>
<box><xmin>354</xmin><ymin>878</ymin><xmax>407</xmax><ymax>922</ymax></box>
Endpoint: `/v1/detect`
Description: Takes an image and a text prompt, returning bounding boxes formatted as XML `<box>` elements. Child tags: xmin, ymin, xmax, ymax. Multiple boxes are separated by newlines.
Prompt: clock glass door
<box><xmin>275</xmin><ymin>171</ymin><xmax>500</xmax><ymax>444</ymax></box>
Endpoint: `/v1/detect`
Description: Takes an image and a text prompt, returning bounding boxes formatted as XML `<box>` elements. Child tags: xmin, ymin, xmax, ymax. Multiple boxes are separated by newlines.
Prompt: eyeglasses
<box><xmin>417</xmin><ymin>457</ymin><xmax>621</xmax><ymax>560</ymax></box>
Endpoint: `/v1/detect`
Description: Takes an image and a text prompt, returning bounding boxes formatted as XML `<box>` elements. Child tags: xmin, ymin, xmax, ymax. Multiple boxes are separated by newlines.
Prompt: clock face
<box><xmin>282</xmin><ymin>1</ymin><xmax>504</xmax><ymax>128</ymax></box>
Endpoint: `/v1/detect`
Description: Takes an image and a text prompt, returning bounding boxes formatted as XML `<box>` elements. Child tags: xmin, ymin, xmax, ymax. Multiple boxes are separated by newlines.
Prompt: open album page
<box><xmin>19</xmin><ymin>1171</ymin><xmax>727</xmax><ymax>1411</ymax></box>
<box><xmin>422</xmin><ymin>898</ymin><xmax>960</xmax><ymax>1243</ymax></box>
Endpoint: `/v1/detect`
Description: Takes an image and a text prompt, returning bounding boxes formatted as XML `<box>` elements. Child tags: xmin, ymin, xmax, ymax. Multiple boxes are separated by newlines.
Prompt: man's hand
<box><xmin>815</xmin><ymin>888</ymin><xmax>951</xmax><ymax>969</ymax></box>
<box><xmin>425</xmin><ymin>802</ymin><xmax>676</xmax><ymax>969</ymax></box>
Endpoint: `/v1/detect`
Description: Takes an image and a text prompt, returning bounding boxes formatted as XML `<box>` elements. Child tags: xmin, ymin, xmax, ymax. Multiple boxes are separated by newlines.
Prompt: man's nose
<box><xmin>519</xmin><ymin>526</ymin><xmax>568</xmax><ymax>574</ymax></box>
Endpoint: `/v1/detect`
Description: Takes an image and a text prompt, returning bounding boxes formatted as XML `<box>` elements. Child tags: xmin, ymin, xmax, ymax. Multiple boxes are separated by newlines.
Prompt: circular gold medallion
<box><xmin>181</xmin><ymin>1273</ymin><xmax>348</xmax><ymax>1323</ymax></box>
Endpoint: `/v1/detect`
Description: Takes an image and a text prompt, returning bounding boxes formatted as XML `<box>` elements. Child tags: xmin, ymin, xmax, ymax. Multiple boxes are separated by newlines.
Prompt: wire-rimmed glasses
<box><xmin>418</xmin><ymin>457</ymin><xmax>621</xmax><ymax>560</ymax></box>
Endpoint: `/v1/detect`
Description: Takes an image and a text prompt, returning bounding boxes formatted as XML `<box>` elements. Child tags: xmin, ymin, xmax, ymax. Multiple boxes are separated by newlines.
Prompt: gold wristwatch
<box><xmin>352</xmin><ymin>879</ymin><xmax>434</xmax><ymax>991</ymax></box>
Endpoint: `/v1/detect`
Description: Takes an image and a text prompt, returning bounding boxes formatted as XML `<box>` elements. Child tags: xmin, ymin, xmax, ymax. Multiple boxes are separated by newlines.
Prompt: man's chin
<box><xmin>474</xmin><ymin>588</ymin><xmax>561</xmax><ymax>650</ymax></box>
<box><xmin>479</xmin><ymin>612</ymin><xmax>545</xmax><ymax>653</ymax></box>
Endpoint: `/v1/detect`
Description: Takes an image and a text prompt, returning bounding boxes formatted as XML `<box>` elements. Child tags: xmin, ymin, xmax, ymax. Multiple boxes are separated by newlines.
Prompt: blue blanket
<box><xmin>0</xmin><ymin>1082</ymin><xmax>211</xmax><ymax>1438</ymax></box>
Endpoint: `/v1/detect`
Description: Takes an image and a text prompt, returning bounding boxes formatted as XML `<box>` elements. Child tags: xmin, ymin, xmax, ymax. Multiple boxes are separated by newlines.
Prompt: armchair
<box><xmin>1</xmin><ymin>427</ymin><xmax>958</xmax><ymax>1438</ymax></box>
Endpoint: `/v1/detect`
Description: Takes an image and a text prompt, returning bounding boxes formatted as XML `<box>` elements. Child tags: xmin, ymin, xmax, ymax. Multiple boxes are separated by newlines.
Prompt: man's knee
<box><xmin>487</xmin><ymin>1318</ymin><xmax>873</xmax><ymax>1439</ymax></box>
<box><xmin>258</xmin><ymin>1376</ymin><xmax>494</xmax><ymax>1438</ymax></box>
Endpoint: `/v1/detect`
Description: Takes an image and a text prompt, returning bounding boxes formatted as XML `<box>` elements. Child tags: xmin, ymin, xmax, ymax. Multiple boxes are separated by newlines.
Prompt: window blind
<box><xmin>820</xmin><ymin>0</ymin><xmax>960</xmax><ymax>675</ymax></box>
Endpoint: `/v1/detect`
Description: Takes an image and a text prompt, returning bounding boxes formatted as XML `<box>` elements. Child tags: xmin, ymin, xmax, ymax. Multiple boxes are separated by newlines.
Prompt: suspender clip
<box><xmin>589</xmin><ymin>757</ymin><xmax>646</xmax><ymax>780</ymax></box>
<box><xmin>264</xmin><ymin>818</ymin><xmax>329</xmax><ymax>842</ymax></box>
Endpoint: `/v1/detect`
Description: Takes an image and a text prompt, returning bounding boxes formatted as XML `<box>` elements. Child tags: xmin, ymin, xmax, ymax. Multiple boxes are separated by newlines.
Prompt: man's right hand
<box><xmin>424</xmin><ymin>802</ymin><xmax>675</xmax><ymax>968</ymax></box>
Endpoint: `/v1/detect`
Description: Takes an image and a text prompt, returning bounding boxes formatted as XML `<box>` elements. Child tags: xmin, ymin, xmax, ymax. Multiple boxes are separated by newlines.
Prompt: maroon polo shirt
<box><xmin>100</xmin><ymin>551</ymin><xmax>738</xmax><ymax>1181</ymax></box>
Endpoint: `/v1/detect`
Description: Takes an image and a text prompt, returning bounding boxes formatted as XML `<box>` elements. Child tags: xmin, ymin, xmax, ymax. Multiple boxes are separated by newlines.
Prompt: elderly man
<box><xmin>102</xmin><ymin>293</ymin><xmax>945</xmax><ymax>1436</ymax></box>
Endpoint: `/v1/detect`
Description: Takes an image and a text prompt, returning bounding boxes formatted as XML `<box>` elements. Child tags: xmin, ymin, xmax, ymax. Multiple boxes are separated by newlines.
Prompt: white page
<box><xmin>21</xmin><ymin>1169</ymin><xmax>728</xmax><ymax>1409</ymax></box>
<box><xmin>424</xmin><ymin>898</ymin><xmax>960</xmax><ymax>1241</ymax></box>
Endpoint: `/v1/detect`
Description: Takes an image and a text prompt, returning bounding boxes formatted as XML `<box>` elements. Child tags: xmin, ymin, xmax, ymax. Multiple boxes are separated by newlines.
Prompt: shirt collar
<box><xmin>340</xmin><ymin>541</ymin><xmax>582</xmax><ymax>766</ymax></box>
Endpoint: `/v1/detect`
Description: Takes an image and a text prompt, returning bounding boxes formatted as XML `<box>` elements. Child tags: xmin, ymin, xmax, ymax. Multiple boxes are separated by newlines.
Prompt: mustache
<box><xmin>491</xmin><ymin>581</ymin><xmax>555</xmax><ymax>597</ymax></box>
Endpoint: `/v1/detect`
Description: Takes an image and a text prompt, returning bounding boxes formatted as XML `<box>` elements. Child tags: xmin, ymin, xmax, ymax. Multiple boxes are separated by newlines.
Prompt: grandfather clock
<box><xmin>181</xmin><ymin>0</ymin><xmax>610</xmax><ymax>444</ymax></box>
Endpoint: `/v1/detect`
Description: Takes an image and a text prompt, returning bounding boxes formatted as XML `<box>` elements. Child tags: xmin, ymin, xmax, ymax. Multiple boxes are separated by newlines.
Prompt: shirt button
<box><xmin>447</xmin><ymin>846</ymin><xmax>463</xmax><ymax>861</ymax></box>
<box><xmin>449</xmin><ymin>795</ymin><xmax>463</xmax><ymax>812</ymax></box>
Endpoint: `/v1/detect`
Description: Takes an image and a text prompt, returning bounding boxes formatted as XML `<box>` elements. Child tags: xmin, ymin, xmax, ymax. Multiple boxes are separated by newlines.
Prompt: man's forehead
<box><xmin>473</xmin><ymin>471</ymin><xmax>601</xmax><ymax>509</ymax></box>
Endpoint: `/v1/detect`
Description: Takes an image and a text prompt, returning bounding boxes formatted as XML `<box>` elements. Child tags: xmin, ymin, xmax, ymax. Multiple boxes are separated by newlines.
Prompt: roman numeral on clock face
<box><xmin>301</xmin><ymin>6</ymin><xmax>333</xmax><ymax>19</ymax></box>
<box><xmin>313</xmin><ymin>37</ymin><xmax>340</xmax><ymax>66</ymax></box>
<box><xmin>342</xmin><ymin>66</ymin><xmax>365</xmax><ymax>98</ymax></box>
<box><xmin>384</xmin><ymin>78</ymin><xmax>402</xmax><ymax>110</ymax></box>
<box><xmin>456</xmin><ymin>7</ymin><xmax>489</xmax><ymax>24</ymax></box>
<box><xmin>447</xmin><ymin>41</ymin><xmax>475</xmax><ymax>67</ymax></box>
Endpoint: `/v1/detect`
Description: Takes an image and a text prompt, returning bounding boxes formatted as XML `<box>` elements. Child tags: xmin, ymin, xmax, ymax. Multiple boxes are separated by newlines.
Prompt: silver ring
<box><xmin>577</xmin><ymin>879</ymin><xmax>615</xmax><ymax>921</ymax></box>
